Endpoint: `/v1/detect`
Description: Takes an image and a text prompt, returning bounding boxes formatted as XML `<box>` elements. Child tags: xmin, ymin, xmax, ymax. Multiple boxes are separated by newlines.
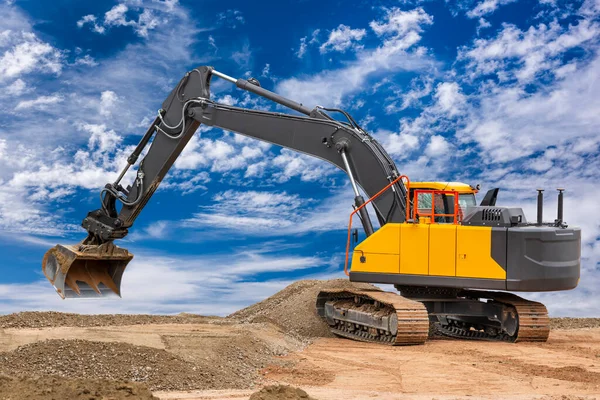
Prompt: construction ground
<box><xmin>0</xmin><ymin>279</ymin><xmax>599</xmax><ymax>400</ymax></box>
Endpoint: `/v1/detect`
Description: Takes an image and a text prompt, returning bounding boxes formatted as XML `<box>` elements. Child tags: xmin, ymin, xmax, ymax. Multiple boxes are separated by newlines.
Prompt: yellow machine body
<box><xmin>350</xmin><ymin>182</ymin><xmax>506</xmax><ymax>281</ymax></box>
<box><xmin>350</xmin><ymin>223</ymin><xmax>506</xmax><ymax>280</ymax></box>
<box><xmin>348</xmin><ymin>180</ymin><xmax>579</xmax><ymax>292</ymax></box>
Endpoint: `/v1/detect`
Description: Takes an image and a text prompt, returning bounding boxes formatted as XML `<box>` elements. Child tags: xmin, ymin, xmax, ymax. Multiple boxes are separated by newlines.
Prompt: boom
<box><xmin>85</xmin><ymin>66</ymin><xmax>407</xmax><ymax>244</ymax></box>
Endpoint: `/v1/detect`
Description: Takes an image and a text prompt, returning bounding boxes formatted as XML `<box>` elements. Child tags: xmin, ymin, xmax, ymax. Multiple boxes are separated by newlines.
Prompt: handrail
<box><xmin>344</xmin><ymin>175</ymin><xmax>410</xmax><ymax>276</ymax></box>
<box><xmin>412</xmin><ymin>189</ymin><xmax>460</xmax><ymax>225</ymax></box>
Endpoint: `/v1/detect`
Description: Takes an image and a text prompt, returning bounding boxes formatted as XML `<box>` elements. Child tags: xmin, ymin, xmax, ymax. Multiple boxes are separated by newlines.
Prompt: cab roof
<box><xmin>410</xmin><ymin>181</ymin><xmax>476</xmax><ymax>193</ymax></box>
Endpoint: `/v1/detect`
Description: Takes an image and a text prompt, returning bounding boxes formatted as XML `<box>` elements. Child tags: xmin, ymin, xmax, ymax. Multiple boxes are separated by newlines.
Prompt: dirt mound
<box><xmin>0</xmin><ymin>374</ymin><xmax>157</xmax><ymax>400</ymax></box>
<box><xmin>0</xmin><ymin>311</ymin><xmax>216</xmax><ymax>329</ymax></box>
<box><xmin>550</xmin><ymin>318</ymin><xmax>600</xmax><ymax>330</ymax></box>
<box><xmin>0</xmin><ymin>339</ymin><xmax>236</xmax><ymax>391</ymax></box>
<box><xmin>229</xmin><ymin>279</ymin><xmax>377</xmax><ymax>340</ymax></box>
<box><xmin>249</xmin><ymin>385</ymin><xmax>317</xmax><ymax>400</ymax></box>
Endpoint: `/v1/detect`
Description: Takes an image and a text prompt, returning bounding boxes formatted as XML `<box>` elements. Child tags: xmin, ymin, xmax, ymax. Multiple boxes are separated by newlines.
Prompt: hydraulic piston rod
<box><xmin>211</xmin><ymin>69</ymin><xmax>313</xmax><ymax>116</ymax></box>
<box><xmin>341</xmin><ymin>150</ymin><xmax>374</xmax><ymax>237</ymax></box>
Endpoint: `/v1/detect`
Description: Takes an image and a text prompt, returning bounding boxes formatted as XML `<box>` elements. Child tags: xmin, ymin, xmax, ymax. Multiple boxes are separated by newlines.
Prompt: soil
<box><xmin>551</xmin><ymin>318</ymin><xmax>600</xmax><ymax>330</ymax></box>
<box><xmin>229</xmin><ymin>279</ymin><xmax>377</xmax><ymax>341</ymax></box>
<box><xmin>0</xmin><ymin>374</ymin><xmax>158</xmax><ymax>400</ymax></box>
<box><xmin>0</xmin><ymin>339</ymin><xmax>205</xmax><ymax>391</ymax></box>
<box><xmin>0</xmin><ymin>322</ymin><xmax>302</xmax><ymax>392</ymax></box>
<box><xmin>0</xmin><ymin>312</ymin><xmax>217</xmax><ymax>329</ymax></box>
<box><xmin>248</xmin><ymin>385</ymin><xmax>316</xmax><ymax>400</ymax></box>
<box><xmin>1</xmin><ymin>279</ymin><xmax>600</xmax><ymax>400</ymax></box>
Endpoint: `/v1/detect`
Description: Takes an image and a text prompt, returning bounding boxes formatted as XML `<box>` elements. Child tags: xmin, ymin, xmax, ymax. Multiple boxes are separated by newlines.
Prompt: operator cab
<box><xmin>410</xmin><ymin>182</ymin><xmax>478</xmax><ymax>223</ymax></box>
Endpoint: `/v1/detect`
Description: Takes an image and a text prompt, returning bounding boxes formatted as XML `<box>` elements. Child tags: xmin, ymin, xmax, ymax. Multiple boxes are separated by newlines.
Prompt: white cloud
<box><xmin>78</xmin><ymin>2</ymin><xmax>170</xmax><ymax>38</ymax></box>
<box><xmin>190</xmin><ymin>190</ymin><xmax>310</xmax><ymax>231</ymax></box>
<box><xmin>296</xmin><ymin>36</ymin><xmax>308</xmax><ymax>59</ymax></box>
<box><xmin>424</xmin><ymin>135</ymin><xmax>450</xmax><ymax>157</ymax></box>
<box><xmin>261</xmin><ymin>63</ymin><xmax>270</xmax><ymax>77</ymax></box>
<box><xmin>0</xmin><ymin>32</ymin><xmax>62</xmax><ymax>80</ymax></box>
<box><xmin>0</xmin><ymin>184</ymin><xmax>79</xmax><ymax>237</ymax></box>
<box><xmin>5</xmin><ymin>78</ymin><xmax>26</xmax><ymax>95</ymax></box>
<box><xmin>231</xmin><ymin>41</ymin><xmax>251</xmax><ymax>68</ymax></box>
<box><xmin>466</xmin><ymin>0</ymin><xmax>518</xmax><ymax>18</ymax></box>
<box><xmin>215</xmin><ymin>94</ymin><xmax>238</xmax><ymax>106</ymax></box>
<box><xmin>159</xmin><ymin>170</ymin><xmax>210</xmax><ymax>195</ymax></box>
<box><xmin>132</xmin><ymin>9</ymin><xmax>160</xmax><ymax>37</ymax></box>
<box><xmin>0</xmin><ymin>0</ymin><xmax>211</xmax><ymax>240</ymax></box>
<box><xmin>183</xmin><ymin>186</ymin><xmax>355</xmax><ymax>237</ymax></box>
<box><xmin>271</xmin><ymin>149</ymin><xmax>338</xmax><ymax>183</ymax></box>
<box><xmin>579</xmin><ymin>0</ymin><xmax>600</xmax><ymax>16</ymax></box>
<box><xmin>99</xmin><ymin>90</ymin><xmax>119</xmax><ymax>116</ymax></box>
<box><xmin>104</xmin><ymin>4</ymin><xmax>130</xmax><ymax>26</ymax></box>
<box><xmin>83</xmin><ymin>123</ymin><xmax>122</xmax><ymax>154</ymax></box>
<box><xmin>74</xmin><ymin>54</ymin><xmax>98</xmax><ymax>66</ymax></box>
<box><xmin>369</xmin><ymin>7</ymin><xmax>433</xmax><ymax>37</ymax></box>
<box><xmin>476</xmin><ymin>18</ymin><xmax>492</xmax><ymax>34</ymax></box>
<box><xmin>15</xmin><ymin>94</ymin><xmax>63</xmax><ymax>110</ymax></box>
<box><xmin>374</xmin><ymin>129</ymin><xmax>420</xmax><ymax>158</ymax></box>
<box><xmin>434</xmin><ymin>82</ymin><xmax>465</xmax><ymax>117</ymax></box>
<box><xmin>459</xmin><ymin>19</ymin><xmax>599</xmax><ymax>83</ymax></box>
<box><xmin>319</xmin><ymin>24</ymin><xmax>366</xmax><ymax>54</ymax></box>
<box><xmin>277</xmin><ymin>8</ymin><xmax>436</xmax><ymax>107</ymax></box>
<box><xmin>174</xmin><ymin>133</ymin><xmax>268</xmax><ymax>176</ymax></box>
<box><xmin>295</xmin><ymin>29</ymin><xmax>321</xmax><ymax>59</ymax></box>
<box><xmin>385</xmin><ymin>76</ymin><xmax>433</xmax><ymax>113</ymax></box>
<box><xmin>0</xmin><ymin>246</ymin><xmax>336</xmax><ymax>315</ymax></box>
<box><xmin>208</xmin><ymin>35</ymin><xmax>217</xmax><ymax>52</ymax></box>
<box><xmin>76</xmin><ymin>14</ymin><xmax>106</xmax><ymax>34</ymax></box>
<box><xmin>0</xmin><ymin>139</ymin><xmax>6</xmax><ymax>159</ymax></box>
<box><xmin>459</xmin><ymin>53</ymin><xmax>600</xmax><ymax>163</ymax></box>
<box><xmin>217</xmin><ymin>9</ymin><xmax>245</xmax><ymax>28</ymax></box>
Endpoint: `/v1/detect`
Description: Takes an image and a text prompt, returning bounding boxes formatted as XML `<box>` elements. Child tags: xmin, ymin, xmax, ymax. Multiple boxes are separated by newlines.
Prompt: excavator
<box><xmin>42</xmin><ymin>66</ymin><xmax>581</xmax><ymax>345</ymax></box>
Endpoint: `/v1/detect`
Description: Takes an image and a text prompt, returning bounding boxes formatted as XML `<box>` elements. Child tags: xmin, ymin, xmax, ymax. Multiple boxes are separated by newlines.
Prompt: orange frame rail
<box><xmin>412</xmin><ymin>189</ymin><xmax>461</xmax><ymax>225</ymax></box>
<box><xmin>344</xmin><ymin>175</ymin><xmax>410</xmax><ymax>276</ymax></box>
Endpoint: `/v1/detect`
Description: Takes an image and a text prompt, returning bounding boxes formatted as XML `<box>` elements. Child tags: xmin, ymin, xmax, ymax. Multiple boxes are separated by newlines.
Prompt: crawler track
<box><xmin>317</xmin><ymin>289</ymin><xmax>429</xmax><ymax>345</ymax></box>
<box><xmin>432</xmin><ymin>290</ymin><xmax>550</xmax><ymax>343</ymax></box>
<box><xmin>318</xmin><ymin>288</ymin><xmax>549</xmax><ymax>345</ymax></box>
<box><xmin>464</xmin><ymin>290</ymin><xmax>550</xmax><ymax>342</ymax></box>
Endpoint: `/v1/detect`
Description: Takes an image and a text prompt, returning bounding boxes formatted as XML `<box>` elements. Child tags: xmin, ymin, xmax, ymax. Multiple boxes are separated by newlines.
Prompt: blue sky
<box><xmin>0</xmin><ymin>0</ymin><xmax>598</xmax><ymax>316</ymax></box>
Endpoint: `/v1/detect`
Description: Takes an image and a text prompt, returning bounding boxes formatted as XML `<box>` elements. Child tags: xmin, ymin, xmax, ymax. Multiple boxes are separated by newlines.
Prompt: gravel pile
<box><xmin>0</xmin><ymin>339</ymin><xmax>252</xmax><ymax>391</ymax></box>
<box><xmin>0</xmin><ymin>311</ymin><xmax>216</xmax><ymax>329</ymax></box>
<box><xmin>550</xmin><ymin>318</ymin><xmax>600</xmax><ymax>330</ymax></box>
<box><xmin>249</xmin><ymin>385</ymin><xmax>317</xmax><ymax>400</ymax></box>
<box><xmin>229</xmin><ymin>279</ymin><xmax>377</xmax><ymax>340</ymax></box>
<box><xmin>0</xmin><ymin>374</ymin><xmax>157</xmax><ymax>400</ymax></box>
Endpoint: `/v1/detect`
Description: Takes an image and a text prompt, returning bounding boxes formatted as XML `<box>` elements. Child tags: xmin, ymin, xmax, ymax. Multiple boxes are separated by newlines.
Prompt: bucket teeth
<box><xmin>64</xmin><ymin>273</ymin><xmax>82</xmax><ymax>296</ymax></box>
<box><xmin>64</xmin><ymin>262</ymin><xmax>103</xmax><ymax>295</ymax></box>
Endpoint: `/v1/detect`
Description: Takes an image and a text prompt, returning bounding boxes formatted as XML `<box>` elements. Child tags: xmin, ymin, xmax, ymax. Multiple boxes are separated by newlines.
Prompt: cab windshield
<box><xmin>459</xmin><ymin>193</ymin><xmax>477</xmax><ymax>209</ymax></box>
<box><xmin>414</xmin><ymin>192</ymin><xmax>477</xmax><ymax>220</ymax></box>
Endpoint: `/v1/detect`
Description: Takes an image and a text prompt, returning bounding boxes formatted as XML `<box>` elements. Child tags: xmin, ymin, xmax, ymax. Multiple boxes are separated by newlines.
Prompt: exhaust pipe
<box><xmin>536</xmin><ymin>189</ymin><xmax>544</xmax><ymax>226</ymax></box>
<box><xmin>556</xmin><ymin>188</ymin><xmax>564</xmax><ymax>225</ymax></box>
<box><xmin>42</xmin><ymin>242</ymin><xmax>133</xmax><ymax>299</ymax></box>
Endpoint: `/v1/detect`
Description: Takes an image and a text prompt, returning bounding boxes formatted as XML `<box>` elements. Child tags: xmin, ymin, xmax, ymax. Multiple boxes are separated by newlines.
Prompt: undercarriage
<box><xmin>317</xmin><ymin>287</ymin><xmax>549</xmax><ymax>345</ymax></box>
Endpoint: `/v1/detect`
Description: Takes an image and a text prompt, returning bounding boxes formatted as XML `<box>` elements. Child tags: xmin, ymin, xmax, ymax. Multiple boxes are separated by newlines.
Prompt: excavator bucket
<box><xmin>42</xmin><ymin>242</ymin><xmax>133</xmax><ymax>299</ymax></box>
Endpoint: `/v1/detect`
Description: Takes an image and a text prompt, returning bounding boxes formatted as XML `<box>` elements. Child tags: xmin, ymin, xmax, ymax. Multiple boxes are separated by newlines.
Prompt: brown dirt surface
<box><xmin>0</xmin><ymin>334</ymin><xmax>289</xmax><ymax>392</ymax></box>
<box><xmin>0</xmin><ymin>311</ymin><xmax>216</xmax><ymax>329</ymax></box>
<box><xmin>551</xmin><ymin>318</ymin><xmax>600</xmax><ymax>330</ymax></box>
<box><xmin>228</xmin><ymin>279</ymin><xmax>377</xmax><ymax>340</ymax></box>
<box><xmin>0</xmin><ymin>339</ymin><xmax>206</xmax><ymax>391</ymax></box>
<box><xmin>248</xmin><ymin>385</ymin><xmax>317</xmax><ymax>400</ymax></box>
<box><xmin>0</xmin><ymin>373</ymin><xmax>158</xmax><ymax>400</ymax></box>
<box><xmin>3</xmin><ymin>280</ymin><xmax>600</xmax><ymax>400</ymax></box>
